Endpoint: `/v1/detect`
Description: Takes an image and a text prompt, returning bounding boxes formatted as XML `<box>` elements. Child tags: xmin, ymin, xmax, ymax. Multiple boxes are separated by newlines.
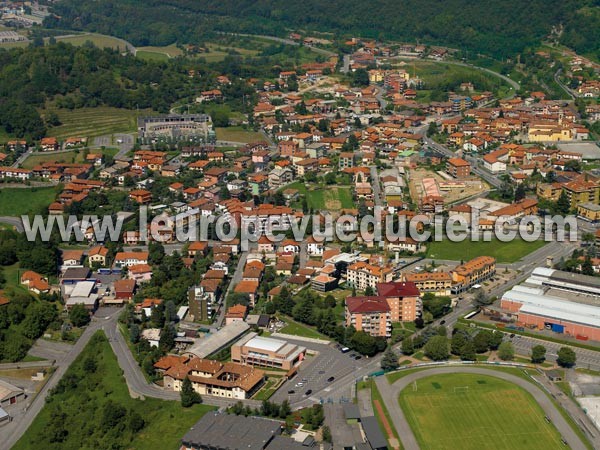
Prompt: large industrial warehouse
<box><xmin>500</xmin><ymin>268</ymin><xmax>600</xmax><ymax>341</ymax></box>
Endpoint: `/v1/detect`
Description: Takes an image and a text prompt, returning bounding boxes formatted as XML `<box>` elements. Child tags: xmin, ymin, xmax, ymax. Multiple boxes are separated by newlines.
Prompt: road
<box><xmin>375</xmin><ymin>366</ymin><xmax>590</xmax><ymax>450</ymax></box>
<box><xmin>0</xmin><ymin>307</ymin><xmax>122</xmax><ymax>450</ymax></box>
<box><xmin>369</xmin><ymin>166</ymin><xmax>383</xmax><ymax>207</ymax></box>
<box><xmin>421</xmin><ymin>135</ymin><xmax>504</xmax><ymax>189</ymax></box>
<box><xmin>103</xmin><ymin>308</ymin><xmax>262</xmax><ymax>409</ymax></box>
<box><xmin>445</xmin><ymin>60</ymin><xmax>520</xmax><ymax>93</ymax></box>
<box><xmin>219</xmin><ymin>33</ymin><xmax>337</xmax><ymax>58</ymax></box>
<box><xmin>342</xmin><ymin>54</ymin><xmax>350</xmax><ymax>74</ymax></box>
<box><xmin>0</xmin><ymin>216</ymin><xmax>23</xmax><ymax>232</ymax></box>
<box><xmin>215</xmin><ymin>251</ymin><xmax>248</xmax><ymax>328</ymax></box>
<box><xmin>374</xmin><ymin>86</ymin><xmax>388</xmax><ymax>110</ymax></box>
<box><xmin>555</xmin><ymin>68</ymin><xmax>577</xmax><ymax>100</ymax></box>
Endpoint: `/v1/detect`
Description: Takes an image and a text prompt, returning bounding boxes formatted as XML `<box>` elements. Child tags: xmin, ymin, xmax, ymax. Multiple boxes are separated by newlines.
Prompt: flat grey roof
<box><xmin>265</xmin><ymin>435</ymin><xmax>307</xmax><ymax>450</ymax></box>
<box><xmin>343</xmin><ymin>404</ymin><xmax>361</xmax><ymax>420</ymax></box>
<box><xmin>557</xmin><ymin>142</ymin><xmax>600</xmax><ymax>160</ymax></box>
<box><xmin>184</xmin><ymin>321</ymin><xmax>250</xmax><ymax>358</ymax></box>
<box><xmin>62</xmin><ymin>267</ymin><xmax>90</xmax><ymax>279</ymax></box>
<box><xmin>361</xmin><ymin>416</ymin><xmax>388</xmax><ymax>450</ymax></box>
<box><xmin>181</xmin><ymin>412</ymin><xmax>280</xmax><ymax>449</ymax></box>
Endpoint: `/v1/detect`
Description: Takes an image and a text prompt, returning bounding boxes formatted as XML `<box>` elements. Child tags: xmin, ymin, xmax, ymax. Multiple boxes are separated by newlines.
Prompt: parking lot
<box><xmin>271</xmin><ymin>338</ymin><xmax>364</xmax><ymax>404</ymax></box>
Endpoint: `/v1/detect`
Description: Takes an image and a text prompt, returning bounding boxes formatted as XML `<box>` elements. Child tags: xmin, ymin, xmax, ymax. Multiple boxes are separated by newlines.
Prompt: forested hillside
<box><xmin>45</xmin><ymin>0</ymin><xmax>600</xmax><ymax>59</ymax></box>
<box><xmin>0</xmin><ymin>43</ymin><xmax>192</xmax><ymax>139</ymax></box>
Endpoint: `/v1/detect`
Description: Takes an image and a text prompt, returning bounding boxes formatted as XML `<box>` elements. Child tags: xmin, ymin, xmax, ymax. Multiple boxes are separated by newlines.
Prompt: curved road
<box><xmin>0</xmin><ymin>309</ymin><xmax>123</xmax><ymax>450</ymax></box>
<box><xmin>0</xmin><ymin>216</ymin><xmax>23</xmax><ymax>232</ymax></box>
<box><xmin>375</xmin><ymin>366</ymin><xmax>589</xmax><ymax>450</ymax></box>
<box><xmin>444</xmin><ymin>60</ymin><xmax>520</xmax><ymax>92</ymax></box>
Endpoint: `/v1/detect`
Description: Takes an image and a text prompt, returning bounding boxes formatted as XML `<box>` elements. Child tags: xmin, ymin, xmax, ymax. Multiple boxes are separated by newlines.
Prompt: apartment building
<box><xmin>450</xmin><ymin>256</ymin><xmax>496</xmax><ymax>293</ymax></box>
<box><xmin>403</xmin><ymin>272</ymin><xmax>453</xmax><ymax>296</ymax></box>
<box><xmin>446</xmin><ymin>157</ymin><xmax>471</xmax><ymax>178</ymax></box>
<box><xmin>240</xmin><ymin>204</ymin><xmax>294</xmax><ymax>234</ymax></box>
<box><xmin>562</xmin><ymin>180</ymin><xmax>600</xmax><ymax>209</ymax></box>
<box><xmin>377</xmin><ymin>282</ymin><xmax>422</xmax><ymax>322</ymax></box>
<box><xmin>345</xmin><ymin>296</ymin><xmax>392</xmax><ymax>337</ymax></box>
<box><xmin>346</xmin><ymin>262</ymin><xmax>394</xmax><ymax>292</ymax></box>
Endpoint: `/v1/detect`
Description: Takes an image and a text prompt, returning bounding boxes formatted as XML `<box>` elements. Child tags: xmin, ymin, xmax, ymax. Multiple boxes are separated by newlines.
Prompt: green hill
<box><xmin>45</xmin><ymin>0</ymin><xmax>600</xmax><ymax>59</ymax></box>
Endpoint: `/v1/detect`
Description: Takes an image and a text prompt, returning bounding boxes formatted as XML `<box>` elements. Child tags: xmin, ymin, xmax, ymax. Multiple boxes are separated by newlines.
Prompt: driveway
<box><xmin>375</xmin><ymin>366</ymin><xmax>589</xmax><ymax>450</ymax></box>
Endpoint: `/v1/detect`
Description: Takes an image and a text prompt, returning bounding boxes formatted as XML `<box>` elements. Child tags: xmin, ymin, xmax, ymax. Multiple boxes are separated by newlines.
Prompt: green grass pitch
<box><xmin>399</xmin><ymin>373</ymin><xmax>564</xmax><ymax>450</ymax></box>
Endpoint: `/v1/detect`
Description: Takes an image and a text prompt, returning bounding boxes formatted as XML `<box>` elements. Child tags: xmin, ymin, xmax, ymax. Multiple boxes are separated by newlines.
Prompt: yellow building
<box><xmin>403</xmin><ymin>272</ymin><xmax>452</xmax><ymax>296</ymax></box>
<box><xmin>563</xmin><ymin>180</ymin><xmax>600</xmax><ymax>209</ymax></box>
<box><xmin>577</xmin><ymin>203</ymin><xmax>600</xmax><ymax>222</ymax></box>
<box><xmin>536</xmin><ymin>183</ymin><xmax>562</xmax><ymax>201</ymax></box>
<box><xmin>451</xmin><ymin>256</ymin><xmax>496</xmax><ymax>293</ymax></box>
<box><xmin>528</xmin><ymin>124</ymin><xmax>572</xmax><ymax>142</ymax></box>
<box><xmin>368</xmin><ymin>69</ymin><xmax>385</xmax><ymax>83</ymax></box>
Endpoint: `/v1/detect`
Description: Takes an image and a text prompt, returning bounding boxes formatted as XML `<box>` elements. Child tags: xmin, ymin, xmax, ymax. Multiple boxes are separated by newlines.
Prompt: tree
<box><xmin>322</xmin><ymin>425</ymin><xmax>332</xmax><ymax>443</ymax></box>
<box><xmin>381</xmin><ymin>346</ymin><xmax>400</xmax><ymax>371</ymax></box>
<box><xmin>159</xmin><ymin>324</ymin><xmax>176</xmax><ymax>351</ymax></box>
<box><xmin>422</xmin><ymin>294</ymin><xmax>452</xmax><ymax>318</ymax></box>
<box><xmin>556</xmin><ymin>347</ymin><xmax>576</xmax><ymax>368</ymax></box>
<box><xmin>556</xmin><ymin>190</ymin><xmax>570</xmax><ymax>215</ymax></box>
<box><xmin>460</xmin><ymin>341</ymin><xmax>477</xmax><ymax>361</ymax></box>
<box><xmin>148</xmin><ymin>241</ymin><xmax>165</xmax><ymax>265</ymax></box>
<box><xmin>352</xmin><ymin>68</ymin><xmax>369</xmax><ymax>87</ymax></box>
<box><xmin>489</xmin><ymin>331</ymin><xmax>504</xmax><ymax>350</ymax></box>
<box><xmin>83</xmin><ymin>356</ymin><xmax>97</xmax><ymax>373</ymax></box>
<box><xmin>128</xmin><ymin>411</ymin><xmax>145</xmax><ymax>433</ymax></box>
<box><xmin>451</xmin><ymin>332</ymin><xmax>468</xmax><ymax>355</ymax></box>
<box><xmin>180</xmin><ymin>376</ymin><xmax>202</xmax><ymax>407</ymax></box>
<box><xmin>473</xmin><ymin>290</ymin><xmax>492</xmax><ymax>307</ymax></box>
<box><xmin>350</xmin><ymin>331</ymin><xmax>377</xmax><ymax>356</ymax></box>
<box><xmin>497</xmin><ymin>341</ymin><xmax>514</xmax><ymax>361</ymax></box>
<box><xmin>473</xmin><ymin>330</ymin><xmax>492</xmax><ymax>353</ymax></box>
<box><xmin>514</xmin><ymin>184</ymin><xmax>526</xmax><ymax>202</ymax></box>
<box><xmin>401</xmin><ymin>336</ymin><xmax>415</xmax><ymax>355</ymax></box>
<box><xmin>581</xmin><ymin>256</ymin><xmax>595</xmax><ymax>276</ymax></box>
<box><xmin>279</xmin><ymin>399</ymin><xmax>291</xmax><ymax>418</ymax></box>
<box><xmin>531</xmin><ymin>345</ymin><xmax>547</xmax><ymax>364</ymax></box>
<box><xmin>69</xmin><ymin>304</ymin><xmax>91</xmax><ymax>327</ymax></box>
<box><xmin>423</xmin><ymin>335</ymin><xmax>449</xmax><ymax>361</ymax></box>
<box><xmin>129</xmin><ymin>323</ymin><xmax>140</xmax><ymax>344</ymax></box>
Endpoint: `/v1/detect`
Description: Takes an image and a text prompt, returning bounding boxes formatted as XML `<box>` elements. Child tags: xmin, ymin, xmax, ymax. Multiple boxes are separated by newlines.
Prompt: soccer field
<box><xmin>399</xmin><ymin>374</ymin><xmax>564</xmax><ymax>450</ymax></box>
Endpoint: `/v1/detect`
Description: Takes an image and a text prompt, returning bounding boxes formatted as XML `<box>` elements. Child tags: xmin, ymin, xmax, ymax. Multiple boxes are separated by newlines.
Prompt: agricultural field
<box><xmin>22</xmin><ymin>147</ymin><xmax>119</xmax><ymax>169</ymax></box>
<box><xmin>136</xmin><ymin>44</ymin><xmax>183</xmax><ymax>60</ymax></box>
<box><xmin>0</xmin><ymin>186</ymin><xmax>60</xmax><ymax>216</ymax></box>
<box><xmin>284</xmin><ymin>181</ymin><xmax>355</xmax><ymax>211</ymax></box>
<box><xmin>53</xmin><ymin>33</ymin><xmax>129</xmax><ymax>51</ymax></box>
<box><xmin>426</xmin><ymin>237</ymin><xmax>546</xmax><ymax>263</ymax></box>
<box><xmin>13</xmin><ymin>332</ymin><xmax>216</xmax><ymax>450</ymax></box>
<box><xmin>194</xmin><ymin>43</ymin><xmax>261</xmax><ymax>63</ymax></box>
<box><xmin>389</xmin><ymin>60</ymin><xmax>510</xmax><ymax>102</ymax></box>
<box><xmin>399</xmin><ymin>373</ymin><xmax>564</xmax><ymax>450</ymax></box>
<box><xmin>42</xmin><ymin>106</ymin><xmax>150</xmax><ymax>141</ymax></box>
<box><xmin>215</xmin><ymin>126</ymin><xmax>265</xmax><ymax>143</ymax></box>
<box><xmin>136</xmin><ymin>50</ymin><xmax>170</xmax><ymax>62</ymax></box>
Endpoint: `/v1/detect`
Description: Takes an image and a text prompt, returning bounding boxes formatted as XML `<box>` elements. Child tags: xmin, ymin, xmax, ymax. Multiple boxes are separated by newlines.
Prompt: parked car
<box><xmin>305</xmin><ymin>389</ymin><xmax>312</xmax><ymax>396</ymax></box>
<box><xmin>327</xmin><ymin>376</ymin><xmax>335</xmax><ymax>382</ymax></box>
<box><xmin>287</xmin><ymin>390</ymin><xmax>295</xmax><ymax>394</ymax></box>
